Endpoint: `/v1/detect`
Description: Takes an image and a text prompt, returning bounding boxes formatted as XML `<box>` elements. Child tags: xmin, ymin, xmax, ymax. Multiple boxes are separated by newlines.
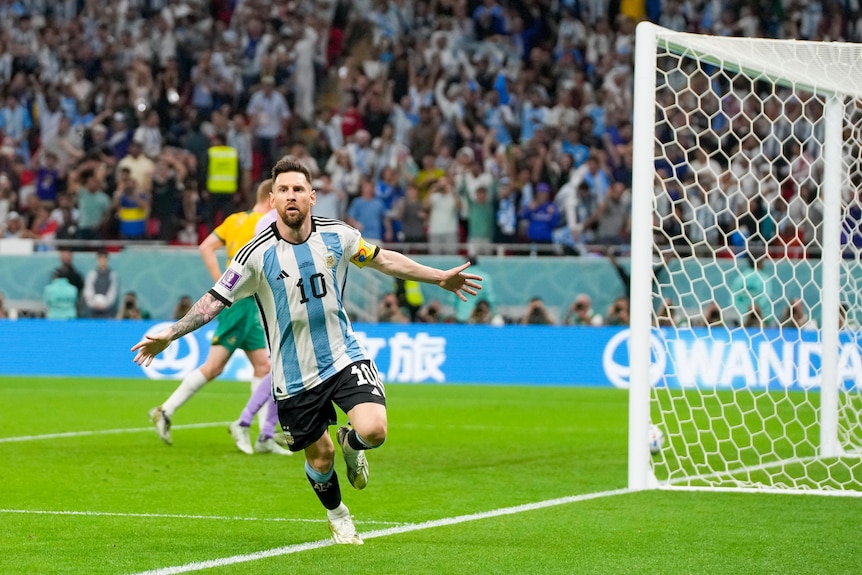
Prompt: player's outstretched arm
<box><xmin>131</xmin><ymin>292</ymin><xmax>226</xmax><ymax>366</ymax></box>
<box><xmin>368</xmin><ymin>249</ymin><xmax>483</xmax><ymax>302</ymax></box>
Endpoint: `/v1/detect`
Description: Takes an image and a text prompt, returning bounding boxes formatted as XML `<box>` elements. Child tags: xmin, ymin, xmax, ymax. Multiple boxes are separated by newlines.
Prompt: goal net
<box><xmin>628</xmin><ymin>23</ymin><xmax>862</xmax><ymax>495</ymax></box>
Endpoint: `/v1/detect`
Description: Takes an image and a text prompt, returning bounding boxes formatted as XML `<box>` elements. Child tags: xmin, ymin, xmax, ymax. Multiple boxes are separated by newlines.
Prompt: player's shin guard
<box><xmin>305</xmin><ymin>461</ymin><xmax>342</xmax><ymax>510</ymax></box>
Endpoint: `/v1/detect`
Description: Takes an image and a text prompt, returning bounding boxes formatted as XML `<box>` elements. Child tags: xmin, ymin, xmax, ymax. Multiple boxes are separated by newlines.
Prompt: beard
<box><xmin>279</xmin><ymin>206</ymin><xmax>308</xmax><ymax>228</ymax></box>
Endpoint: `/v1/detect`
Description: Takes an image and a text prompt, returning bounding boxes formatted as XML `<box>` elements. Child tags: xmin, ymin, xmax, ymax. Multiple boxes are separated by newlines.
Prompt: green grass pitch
<box><xmin>1</xmin><ymin>376</ymin><xmax>861</xmax><ymax>574</ymax></box>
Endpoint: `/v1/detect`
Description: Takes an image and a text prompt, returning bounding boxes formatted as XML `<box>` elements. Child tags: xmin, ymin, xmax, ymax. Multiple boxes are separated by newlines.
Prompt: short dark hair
<box><xmin>271</xmin><ymin>158</ymin><xmax>312</xmax><ymax>184</ymax></box>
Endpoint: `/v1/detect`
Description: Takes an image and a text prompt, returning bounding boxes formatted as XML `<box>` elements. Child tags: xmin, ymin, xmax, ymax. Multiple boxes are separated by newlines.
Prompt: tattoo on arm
<box><xmin>169</xmin><ymin>293</ymin><xmax>225</xmax><ymax>340</ymax></box>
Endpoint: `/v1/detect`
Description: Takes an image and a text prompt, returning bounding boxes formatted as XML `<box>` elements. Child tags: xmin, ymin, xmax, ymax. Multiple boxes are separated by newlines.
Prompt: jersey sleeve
<box><xmin>209</xmin><ymin>253</ymin><xmax>260</xmax><ymax>306</ymax></box>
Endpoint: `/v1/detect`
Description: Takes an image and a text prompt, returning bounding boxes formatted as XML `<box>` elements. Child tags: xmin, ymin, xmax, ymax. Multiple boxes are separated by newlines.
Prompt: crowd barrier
<box><xmin>1</xmin><ymin>320</ymin><xmax>858</xmax><ymax>391</ymax></box>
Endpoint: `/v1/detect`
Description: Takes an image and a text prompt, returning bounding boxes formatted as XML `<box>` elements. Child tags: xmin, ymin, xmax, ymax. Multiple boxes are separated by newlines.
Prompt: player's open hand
<box><xmin>439</xmin><ymin>262</ymin><xmax>483</xmax><ymax>302</ymax></box>
<box><xmin>131</xmin><ymin>330</ymin><xmax>172</xmax><ymax>367</ymax></box>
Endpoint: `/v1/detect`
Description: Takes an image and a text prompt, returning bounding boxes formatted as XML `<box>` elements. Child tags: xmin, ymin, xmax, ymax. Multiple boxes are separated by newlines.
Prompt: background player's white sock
<box><xmin>162</xmin><ymin>369</ymin><xmax>209</xmax><ymax>416</ymax></box>
<box><xmin>249</xmin><ymin>376</ymin><xmax>262</xmax><ymax>395</ymax></box>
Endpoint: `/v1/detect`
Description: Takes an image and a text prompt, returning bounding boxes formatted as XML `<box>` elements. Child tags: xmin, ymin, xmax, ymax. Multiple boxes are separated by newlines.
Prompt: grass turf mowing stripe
<box><xmin>127</xmin><ymin>488</ymin><xmax>631</xmax><ymax>575</ymax></box>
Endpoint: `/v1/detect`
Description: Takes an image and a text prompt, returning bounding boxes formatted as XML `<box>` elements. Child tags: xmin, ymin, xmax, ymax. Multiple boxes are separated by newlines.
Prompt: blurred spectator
<box><xmin>39</xmin><ymin>115</ymin><xmax>84</xmax><ymax>175</ymax></box>
<box><xmin>377</xmin><ymin>292</ymin><xmax>410</xmax><ymax>324</ymax></box>
<box><xmin>494</xmin><ymin>177</ymin><xmax>519</xmax><ymax>244</ymax></box>
<box><xmin>417</xmin><ymin>300</ymin><xmax>446</xmax><ymax>323</ymax></box>
<box><xmin>311</xmin><ymin>175</ymin><xmax>346</xmax><ymax>220</ymax></box>
<box><xmin>780</xmin><ymin>298</ymin><xmax>817</xmax><ymax>330</ymax></box>
<box><xmin>394</xmin><ymin>278</ymin><xmax>424</xmax><ymax>322</ymax></box>
<box><xmin>2</xmin><ymin>210</ymin><xmax>25</xmax><ymax>238</ymax></box>
<box><xmin>149</xmin><ymin>149</ymin><xmax>188</xmax><ymax>241</ymax></box>
<box><xmin>731</xmin><ymin>254</ymin><xmax>774</xmax><ymax>326</ymax></box>
<box><xmin>655</xmin><ymin>297</ymin><xmax>679</xmax><ymax>327</ymax></box>
<box><xmin>564</xmin><ymin>294</ymin><xmax>603</xmax><ymax>326</ymax></box>
<box><xmin>82</xmin><ymin>249</ymin><xmax>119</xmax><ymax>319</ymax></box>
<box><xmin>133</xmin><ymin>110</ymin><xmax>164</xmax><ymax>160</ymax></box>
<box><xmin>392</xmin><ymin>183</ymin><xmax>427</xmax><ymax>244</ymax></box>
<box><xmin>286</xmin><ymin>142</ymin><xmax>322</xmax><ymax>179</ymax></box>
<box><xmin>346</xmin><ymin>177</ymin><xmax>391</xmax><ymax>242</ymax></box>
<box><xmin>48</xmin><ymin>192</ymin><xmax>79</xmax><ymax>240</ymax></box>
<box><xmin>113</xmin><ymin>167</ymin><xmax>150</xmax><ymax>240</ymax></box>
<box><xmin>176</xmin><ymin>180</ymin><xmax>206</xmax><ymax>245</ymax></box>
<box><xmin>204</xmin><ymin>132</ymin><xmax>239</xmax><ymax>227</ymax></box>
<box><xmin>0</xmin><ymin>290</ymin><xmax>7</xmax><ymax>319</ymax></box>
<box><xmin>464</xmin><ymin>185</ymin><xmax>496</xmax><ymax>255</ymax></box>
<box><xmin>227</xmin><ymin>113</ymin><xmax>254</xmax><ymax>200</ymax></box>
<box><xmin>584</xmin><ymin>181</ymin><xmax>631</xmax><ymax>245</ymax></box>
<box><xmin>521</xmin><ymin>296</ymin><xmax>555</xmax><ymax>325</ymax></box>
<box><xmin>117</xmin><ymin>139</ymin><xmax>155</xmax><ymax>194</ymax></box>
<box><xmin>117</xmin><ymin>291</ymin><xmax>151</xmax><ymax>320</ymax></box>
<box><xmin>425</xmin><ymin>176</ymin><xmax>461</xmax><ymax>254</ymax></box>
<box><xmin>22</xmin><ymin>203</ymin><xmax>59</xmax><ymax>242</ymax></box>
<box><xmin>699</xmin><ymin>301</ymin><xmax>725</xmax><ymax>328</ymax></box>
<box><xmin>43</xmin><ymin>269</ymin><xmax>78</xmax><ymax>320</ymax></box>
<box><xmin>0</xmin><ymin>93</ymin><xmax>32</xmax><ymax>163</ymax></box>
<box><xmin>453</xmin><ymin>256</ymin><xmax>495</xmax><ymax>324</ymax></box>
<box><xmin>173</xmin><ymin>295</ymin><xmax>193</xmax><ymax>320</ymax></box>
<box><xmin>605</xmin><ymin>296</ymin><xmax>630</xmax><ymax>326</ymax></box>
<box><xmin>346</xmin><ymin>129</ymin><xmax>378</xmax><ymax>178</ymax></box>
<box><xmin>467</xmin><ymin>299</ymin><xmax>503</xmax><ymax>325</ymax></box>
<box><xmin>325</xmin><ymin>147</ymin><xmax>361</xmax><ymax>199</ymax></box>
<box><xmin>246</xmin><ymin>76</ymin><xmax>291</xmax><ymax>178</ymax></box>
<box><xmin>520</xmin><ymin>183</ymin><xmax>560</xmax><ymax>245</ymax></box>
<box><xmin>34</xmin><ymin>151</ymin><xmax>63</xmax><ymax>206</ymax></box>
<box><xmin>53</xmin><ymin>249</ymin><xmax>84</xmax><ymax>302</ymax></box>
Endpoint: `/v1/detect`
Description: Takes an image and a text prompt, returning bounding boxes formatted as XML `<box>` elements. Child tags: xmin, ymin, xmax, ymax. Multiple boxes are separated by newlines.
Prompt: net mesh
<box><xmin>648</xmin><ymin>32</ymin><xmax>862</xmax><ymax>492</ymax></box>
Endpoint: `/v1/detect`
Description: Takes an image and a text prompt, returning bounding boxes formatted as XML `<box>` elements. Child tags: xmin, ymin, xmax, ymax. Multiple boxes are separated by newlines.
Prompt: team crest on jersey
<box><xmin>219</xmin><ymin>269</ymin><xmax>241</xmax><ymax>290</ymax></box>
<box><xmin>325</xmin><ymin>253</ymin><xmax>336</xmax><ymax>268</ymax></box>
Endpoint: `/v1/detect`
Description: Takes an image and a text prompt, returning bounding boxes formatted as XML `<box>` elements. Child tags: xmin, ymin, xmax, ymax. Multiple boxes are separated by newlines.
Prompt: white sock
<box><xmin>162</xmin><ymin>369</ymin><xmax>209</xmax><ymax>416</ymax></box>
<box><xmin>326</xmin><ymin>503</ymin><xmax>349</xmax><ymax>520</ymax></box>
<box><xmin>250</xmin><ymin>376</ymin><xmax>262</xmax><ymax>395</ymax></box>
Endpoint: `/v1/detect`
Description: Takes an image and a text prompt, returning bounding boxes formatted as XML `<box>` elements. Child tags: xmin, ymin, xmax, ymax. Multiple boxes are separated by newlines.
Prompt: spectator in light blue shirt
<box><xmin>346</xmin><ymin>178</ymin><xmax>391</xmax><ymax>242</ymax></box>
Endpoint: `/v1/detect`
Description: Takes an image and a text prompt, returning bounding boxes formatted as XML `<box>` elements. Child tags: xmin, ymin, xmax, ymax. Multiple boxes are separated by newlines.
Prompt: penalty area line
<box><xmin>128</xmin><ymin>488</ymin><xmax>631</xmax><ymax>575</ymax></box>
<box><xmin>0</xmin><ymin>422</ymin><xmax>233</xmax><ymax>443</ymax></box>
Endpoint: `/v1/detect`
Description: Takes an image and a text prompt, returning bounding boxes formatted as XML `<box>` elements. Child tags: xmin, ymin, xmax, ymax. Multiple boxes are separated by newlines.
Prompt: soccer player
<box><xmin>148</xmin><ymin>179</ymin><xmax>289</xmax><ymax>455</ymax></box>
<box><xmin>132</xmin><ymin>159</ymin><xmax>482</xmax><ymax>545</ymax></box>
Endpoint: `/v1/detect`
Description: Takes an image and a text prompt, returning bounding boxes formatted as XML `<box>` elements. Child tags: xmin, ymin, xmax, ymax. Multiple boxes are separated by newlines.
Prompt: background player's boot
<box><xmin>254</xmin><ymin>436</ymin><xmax>293</xmax><ymax>455</ymax></box>
<box><xmin>229</xmin><ymin>420</ymin><xmax>253</xmax><ymax>454</ymax></box>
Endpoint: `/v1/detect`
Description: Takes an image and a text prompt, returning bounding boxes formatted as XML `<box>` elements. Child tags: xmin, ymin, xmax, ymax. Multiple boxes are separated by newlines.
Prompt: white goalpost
<box><xmin>628</xmin><ymin>23</ymin><xmax>862</xmax><ymax>495</ymax></box>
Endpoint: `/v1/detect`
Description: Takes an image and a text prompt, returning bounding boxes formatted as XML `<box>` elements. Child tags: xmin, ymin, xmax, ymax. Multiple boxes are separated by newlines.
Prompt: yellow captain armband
<box><xmin>350</xmin><ymin>238</ymin><xmax>379</xmax><ymax>268</ymax></box>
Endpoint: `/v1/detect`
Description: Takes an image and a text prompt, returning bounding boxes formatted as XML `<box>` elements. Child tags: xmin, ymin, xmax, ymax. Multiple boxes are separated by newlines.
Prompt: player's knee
<box><xmin>360</xmin><ymin>420</ymin><xmax>387</xmax><ymax>447</ymax></box>
<box><xmin>200</xmin><ymin>365</ymin><xmax>222</xmax><ymax>379</ymax></box>
<box><xmin>253</xmin><ymin>359</ymin><xmax>271</xmax><ymax>376</ymax></box>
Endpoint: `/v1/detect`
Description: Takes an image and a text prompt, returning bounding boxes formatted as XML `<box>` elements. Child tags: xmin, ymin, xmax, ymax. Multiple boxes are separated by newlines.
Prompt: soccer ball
<box><xmin>648</xmin><ymin>424</ymin><xmax>664</xmax><ymax>455</ymax></box>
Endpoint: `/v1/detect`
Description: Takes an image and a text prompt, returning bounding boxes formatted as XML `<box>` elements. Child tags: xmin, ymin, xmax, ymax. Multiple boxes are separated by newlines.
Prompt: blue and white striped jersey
<box><xmin>209</xmin><ymin>216</ymin><xmax>380</xmax><ymax>399</ymax></box>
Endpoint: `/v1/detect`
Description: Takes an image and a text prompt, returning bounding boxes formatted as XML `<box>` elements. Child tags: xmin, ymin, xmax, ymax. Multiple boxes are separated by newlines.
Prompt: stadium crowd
<box><xmin>1</xmin><ymin>0</ymin><xmax>860</xmax><ymax>327</ymax></box>
<box><xmin>2</xmin><ymin>0</ymin><xmax>858</xmax><ymax>255</ymax></box>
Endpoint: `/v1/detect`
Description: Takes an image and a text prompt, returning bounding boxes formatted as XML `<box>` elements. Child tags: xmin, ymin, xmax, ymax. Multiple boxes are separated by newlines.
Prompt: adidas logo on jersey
<box><xmin>276</xmin><ymin>270</ymin><xmax>290</xmax><ymax>280</ymax></box>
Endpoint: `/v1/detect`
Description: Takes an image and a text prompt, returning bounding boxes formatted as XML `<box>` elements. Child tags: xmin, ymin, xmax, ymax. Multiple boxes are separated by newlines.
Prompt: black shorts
<box><xmin>276</xmin><ymin>359</ymin><xmax>386</xmax><ymax>452</ymax></box>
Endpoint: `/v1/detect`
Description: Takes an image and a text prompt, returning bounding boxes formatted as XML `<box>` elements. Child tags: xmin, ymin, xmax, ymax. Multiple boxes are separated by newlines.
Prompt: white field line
<box><xmin>126</xmin><ymin>488</ymin><xmax>631</xmax><ymax>575</ymax></box>
<box><xmin>0</xmin><ymin>509</ymin><xmax>402</xmax><ymax>526</ymax></box>
<box><xmin>0</xmin><ymin>422</ymin><xmax>233</xmax><ymax>443</ymax></box>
